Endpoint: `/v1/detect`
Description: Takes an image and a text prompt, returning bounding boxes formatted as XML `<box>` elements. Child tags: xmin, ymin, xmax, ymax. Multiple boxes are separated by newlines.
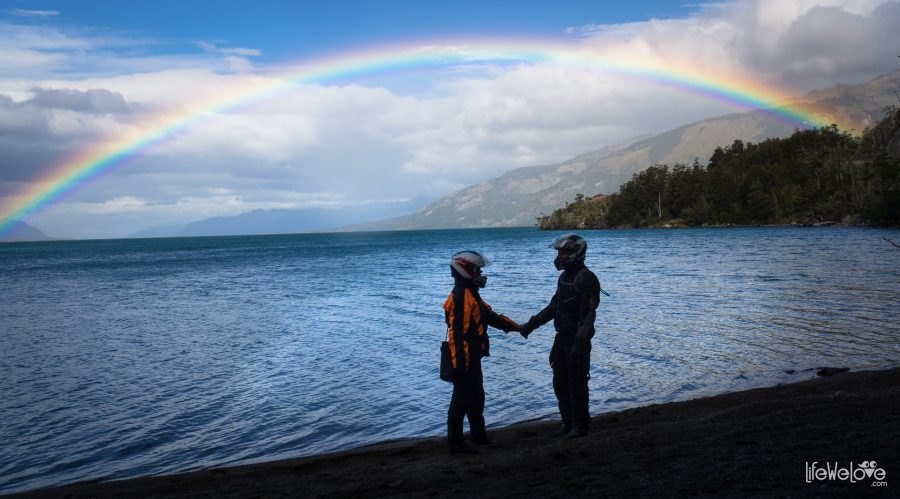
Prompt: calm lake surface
<box><xmin>2</xmin><ymin>227</ymin><xmax>899</xmax><ymax>493</ymax></box>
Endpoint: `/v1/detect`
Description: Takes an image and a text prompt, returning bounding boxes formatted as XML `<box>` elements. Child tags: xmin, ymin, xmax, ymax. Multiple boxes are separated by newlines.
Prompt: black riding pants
<box><xmin>447</xmin><ymin>359</ymin><xmax>487</xmax><ymax>447</ymax></box>
<box><xmin>550</xmin><ymin>334</ymin><xmax>591</xmax><ymax>432</ymax></box>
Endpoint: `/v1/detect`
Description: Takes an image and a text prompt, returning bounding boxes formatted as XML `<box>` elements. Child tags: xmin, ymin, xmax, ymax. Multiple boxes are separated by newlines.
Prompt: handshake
<box><xmin>510</xmin><ymin>317</ymin><xmax>538</xmax><ymax>339</ymax></box>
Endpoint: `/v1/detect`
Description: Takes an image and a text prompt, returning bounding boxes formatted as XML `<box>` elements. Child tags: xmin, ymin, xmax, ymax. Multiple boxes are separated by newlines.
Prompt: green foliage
<box><xmin>538</xmin><ymin>108</ymin><xmax>900</xmax><ymax>229</ymax></box>
<box><xmin>537</xmin><ymin>193</ymin><xmax>611</xmax><ymax>230</ymax></box>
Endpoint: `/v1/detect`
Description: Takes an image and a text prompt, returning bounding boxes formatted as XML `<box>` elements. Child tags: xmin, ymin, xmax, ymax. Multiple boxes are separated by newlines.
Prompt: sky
<box><xmin>1</xmin><ymin>0</ymin><xmax>898</xmax><ymax>239</ymax></box>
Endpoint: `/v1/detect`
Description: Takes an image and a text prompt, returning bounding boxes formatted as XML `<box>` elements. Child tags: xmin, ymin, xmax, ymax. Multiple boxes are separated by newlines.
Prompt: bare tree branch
<box><xmin>884</xmin><ymin>236</ymin><xmax>900</xmax><ymax>249</ymax></box>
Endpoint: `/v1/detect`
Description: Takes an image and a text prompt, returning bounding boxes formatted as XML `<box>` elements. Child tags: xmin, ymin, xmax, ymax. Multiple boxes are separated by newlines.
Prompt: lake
<box><xmin>2</xmin><ymin>226</ymin><xmax>898</xmax><ymax>493</ymax></box>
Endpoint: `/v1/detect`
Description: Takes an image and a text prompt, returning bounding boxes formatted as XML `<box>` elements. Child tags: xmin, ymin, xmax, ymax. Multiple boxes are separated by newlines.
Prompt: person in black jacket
<box><xmin>444</xmin><ymin>250</ymin><xmax>523</xmax><ymax>454</ymax></box>
<box><xmin>521</xmin><ymin>234</ymin><xmax>601</xmax><ymax>439</ymax></box>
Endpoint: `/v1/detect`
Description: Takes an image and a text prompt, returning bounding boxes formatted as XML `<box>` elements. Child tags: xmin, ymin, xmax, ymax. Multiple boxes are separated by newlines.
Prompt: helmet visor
<box><xmin>548</xmin><ymin>234</ymin><xmax>578</xmax><ymax>250</ymax></box>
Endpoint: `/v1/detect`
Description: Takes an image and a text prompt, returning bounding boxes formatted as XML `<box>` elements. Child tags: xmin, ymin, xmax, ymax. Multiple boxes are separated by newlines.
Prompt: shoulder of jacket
<box><xmin>456</xmin><ymin>286</ymin><xmax>481</xmax><ymax>303</ymax></box>
<box><xmin>574</xmin><ymin>267</ymin><xmax>599</xmax><ymax>288</ymax></box>
<box><xmin>580</xmin><ymin>267</ymin><xmax>599</xmax><ymax>280</ymax></box>
<box><xmin>446</xmin><ymin>285</ymin><xmax>466</xmax><ymax>303</ymax></box>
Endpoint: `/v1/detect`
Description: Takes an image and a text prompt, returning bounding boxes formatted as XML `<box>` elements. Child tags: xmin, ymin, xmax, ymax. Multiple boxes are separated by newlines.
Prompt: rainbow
<box><xmin>0</xmin><ymin>39</ymin><xmax>839</xmax><ymax>238</ymax></box>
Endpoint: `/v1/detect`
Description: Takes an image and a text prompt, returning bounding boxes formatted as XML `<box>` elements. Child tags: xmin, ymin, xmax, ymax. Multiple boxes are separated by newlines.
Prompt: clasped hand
<box><xmin>510</xmin><ymin>317</ymin><xmax>537</xmax><ymax>339</ymax></box>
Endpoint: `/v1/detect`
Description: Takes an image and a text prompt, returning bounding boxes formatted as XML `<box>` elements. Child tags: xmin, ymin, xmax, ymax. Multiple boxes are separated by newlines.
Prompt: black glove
<box><xmin>520</xmin><ymin>317</ymin><xmax>538</xmax><ymax>338</ymax></box>
<box><xmin>506</xmin><ymin>321</ymin><xmax>523</xmax><ymax>334</ymax></box>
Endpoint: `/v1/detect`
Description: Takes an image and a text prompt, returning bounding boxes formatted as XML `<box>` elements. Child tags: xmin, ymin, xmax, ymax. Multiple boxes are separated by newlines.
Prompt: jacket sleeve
<box><xmin>530</xmin><ymin>291</ymin><xmax>558</xmax><ymax>328</ymax></box>
<box><xmin>575</xmin><ymin>270</ymin><xmax>601</xmax><ymax>341</ymax></box>
<box><xmin>482</xmin><ymin>301</ymin><xmax>520</xmax><ymax>332</ymax></box>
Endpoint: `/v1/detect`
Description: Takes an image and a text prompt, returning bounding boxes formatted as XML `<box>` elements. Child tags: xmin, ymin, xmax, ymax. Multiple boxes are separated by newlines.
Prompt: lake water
<box><xmin>2</xmin><ymin>227</ymin><xmax>899</xmax><ymax>494</ymax></box>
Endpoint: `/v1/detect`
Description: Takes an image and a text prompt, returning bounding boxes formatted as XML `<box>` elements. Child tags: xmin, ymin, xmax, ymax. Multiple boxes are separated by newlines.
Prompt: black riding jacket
<box><xmin>531</xmin><ymin>264</ymin><xmax>600</xmax><ymax>340</ymax></box>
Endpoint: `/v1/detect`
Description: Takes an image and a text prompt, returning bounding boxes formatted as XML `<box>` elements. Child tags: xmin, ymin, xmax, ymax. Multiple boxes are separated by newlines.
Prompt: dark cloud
<box><xmin>0</xmin><ymin>88</ymin><xmax>139</xmax><ymax>187</ymax></box>
<box><xmin>737</xmin><ymin>2</ymin><xmax>900</xmax><ymax>88</ymax></box>
<box><xmin>0</xmin><ymin>95</ymin><xmax>64</xmax><ymax>185</ymax></box>
<box><xmin>28</xmin><ymin>87</ymin><xmax>138</xmax><ymax>114</ymax></box>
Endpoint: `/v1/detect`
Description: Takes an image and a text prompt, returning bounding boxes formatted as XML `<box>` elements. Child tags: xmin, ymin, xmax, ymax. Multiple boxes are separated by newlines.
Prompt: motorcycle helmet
<box><xmin>450</xmin><ymin>250</ymin><xmax>490</xmax><ymax>288</ymax></box>
<box><xmin>549</xmin><ymin>233</ymin><xmax>587</xmax><ymax>270</ymax></box>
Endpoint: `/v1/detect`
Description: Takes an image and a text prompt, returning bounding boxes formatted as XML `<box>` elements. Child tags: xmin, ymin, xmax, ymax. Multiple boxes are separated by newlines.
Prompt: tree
<box><xmin>539</xmin><ymin>110</ymin><xmax>900</xmax><ymax>230</ymax></box>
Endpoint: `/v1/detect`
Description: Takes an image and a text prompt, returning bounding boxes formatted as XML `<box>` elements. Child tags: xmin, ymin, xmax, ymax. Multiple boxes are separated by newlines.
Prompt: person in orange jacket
<box><xmin>444</xmin><ymin>250</ymin><xmax>523</xmax><ymax>454</ymax></box>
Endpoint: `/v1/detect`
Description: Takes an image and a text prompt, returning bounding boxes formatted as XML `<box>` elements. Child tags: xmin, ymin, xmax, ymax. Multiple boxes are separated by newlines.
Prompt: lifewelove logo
<box><xmin>805</xmin><ymin>461</ymin><xmax>888</xmax><ymax>487</ymax></box>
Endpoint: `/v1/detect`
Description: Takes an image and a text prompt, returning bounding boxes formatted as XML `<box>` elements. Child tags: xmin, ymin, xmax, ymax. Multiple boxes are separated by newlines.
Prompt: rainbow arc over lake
<box><xmin>0</xmin><ymin>39</ymin><xmax>841</xmax><ymax>237</ymax></box>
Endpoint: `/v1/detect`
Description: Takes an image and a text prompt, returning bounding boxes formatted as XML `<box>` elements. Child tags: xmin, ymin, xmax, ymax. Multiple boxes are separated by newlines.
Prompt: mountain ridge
<box><xmin>0</xmin><ymin>219</ymin><xmax>54</xmax><ymax>243</ymax></box>
<box><xmin>129</xmin><ymin>197</ymin><xmax>432</xmax><ymax>238</ymax></box>
<box><xmin>356</xmin><ymin>68</ymin><xmax>900</xmax><ymax>230</ymax></box>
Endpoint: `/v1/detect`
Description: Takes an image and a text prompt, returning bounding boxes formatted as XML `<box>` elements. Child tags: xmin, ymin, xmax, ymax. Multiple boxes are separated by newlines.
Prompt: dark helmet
<box><xmin>450</xmin><ymin>250</ymin><xmax>490</xmax><ymax>288</ymax></box>
<box><xmin>549</xmin><ymin>233</ymin><xmax>587</xmax><ymax>270</ymax></box>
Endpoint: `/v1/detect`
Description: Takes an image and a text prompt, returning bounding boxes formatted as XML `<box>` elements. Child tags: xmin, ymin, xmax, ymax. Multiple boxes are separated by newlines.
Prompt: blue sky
<box><xmin>1</xmin><ymin>0</ymin><xmax>899</xmax><ymax>238</ymax></box>
<box><xmin>7</xmin><ymin>1</ymin><xmax>693</xmax><ymax>61</ymax></box>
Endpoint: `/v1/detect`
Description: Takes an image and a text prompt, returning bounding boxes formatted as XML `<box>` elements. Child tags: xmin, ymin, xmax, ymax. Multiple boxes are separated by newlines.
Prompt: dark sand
<box><xmin>9</xmin><ymin>367</ymin><xmax>899</xmax><ymax>498</ymax></box>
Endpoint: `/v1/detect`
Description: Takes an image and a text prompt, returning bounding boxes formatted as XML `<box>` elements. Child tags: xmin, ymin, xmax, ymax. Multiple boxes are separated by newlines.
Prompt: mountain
<box><xmin>362</xmin><ymin>68</ymin><xmax>900</xmax><ymax>230</ymax></box>
<box><xmin>0</xmin><ymin>219</ymin><xmax>54</xmax><ymax>242</ymax></box>
<box><xmin>798</xmin><ymin>70</ymin><xmax>900</xmax><ymax>133</ymax></box>
<box><xmin>130</xmin><ymin>197</ymin><xmax>432</xmax><ymax>238</ymax></box>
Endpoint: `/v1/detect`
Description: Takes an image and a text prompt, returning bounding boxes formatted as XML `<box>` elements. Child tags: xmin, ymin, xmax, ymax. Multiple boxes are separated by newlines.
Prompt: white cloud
<box><xmin>10</xmin><ymin>8</ymin><xmax>59</xmax><ymax>18</ymax></box>
<box><xmin>1</xmin><ymin>0</ymin><xmax>899</xmax><ymax>238</ymax></box>
<box><xmin>194</xmin><ymin>40</ymin><xmax>261</xmax><ymax>72</ymax></box>
<box><xmin>195</xmin><ymin>40</ymin><xmax>262</xmax><ymax>57</ymax></box>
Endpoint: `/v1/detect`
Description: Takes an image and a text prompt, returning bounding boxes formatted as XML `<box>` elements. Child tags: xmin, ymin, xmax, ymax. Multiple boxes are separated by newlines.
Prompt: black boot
<box><xmin>551</xmin><ymin>423</ymin><xmax>572</xmax><ymax>438</ymax></box>
<box><xmin>563</xmin><ymin>427</ymin><xmax>589</xmax><ymax>439</ymax></box>
<box><xmin>471</xmin><ymin>429</ymin><xmax>492</xmax><ymax>445</ymax></box>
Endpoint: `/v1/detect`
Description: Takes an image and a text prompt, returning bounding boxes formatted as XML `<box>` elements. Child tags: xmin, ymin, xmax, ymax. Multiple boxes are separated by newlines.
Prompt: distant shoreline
<box><xmin>5</xmin><ymin>222</ymin><xmax>899</xmax><ymax>244</ymax></box>
<box><xmin>538</xmin><ymin>220</ymin><xmax>899</xmax><ymax>230</ymax></box>
<box><xmin>11</xmin><ymin>366</ymin><xmax>899</xmax><ymax>498</ymax></box>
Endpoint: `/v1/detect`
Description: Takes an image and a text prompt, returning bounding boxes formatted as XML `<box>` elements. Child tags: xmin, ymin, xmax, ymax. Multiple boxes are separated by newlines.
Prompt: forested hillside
<box><xmin>538</xmin><ymin>108</ymin><xmax>900</xmax><ymax>229</ymax></box>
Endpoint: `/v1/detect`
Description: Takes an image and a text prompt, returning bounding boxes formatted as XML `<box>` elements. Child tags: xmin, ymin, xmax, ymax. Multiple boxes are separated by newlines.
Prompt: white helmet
<box><xmin>450</xmin><ymin>250</ymin><xmax>490</xmax><ymax>287</ymax></box>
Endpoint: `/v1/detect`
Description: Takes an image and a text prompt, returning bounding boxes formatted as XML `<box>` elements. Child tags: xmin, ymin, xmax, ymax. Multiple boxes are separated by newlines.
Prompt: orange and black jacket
<box><xmin>443</xmin><ymin>281</ymin><xmax>519</xmax><ymax>373</ymax></box>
